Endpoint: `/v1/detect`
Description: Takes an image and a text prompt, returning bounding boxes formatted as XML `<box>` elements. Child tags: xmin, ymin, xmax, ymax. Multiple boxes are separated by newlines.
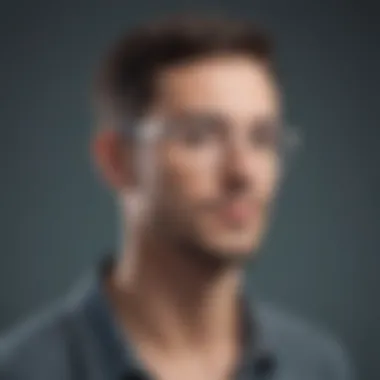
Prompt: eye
<box><xmin>171</xmin><ymin>115</ymin><xmax>222</xmax><ymax>146</ymax></box>
<box><xmin>249</xmin><ymin>120</ymin><xmax>281</xmax><ymax>151</ymax></box>
<box><xmin>182</xmin><ymin>125</ymin><xmax>215</xmax><ymax>145</ymax></box>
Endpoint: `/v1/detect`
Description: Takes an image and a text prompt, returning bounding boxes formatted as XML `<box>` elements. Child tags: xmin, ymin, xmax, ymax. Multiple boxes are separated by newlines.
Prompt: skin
<box><xmin>92</xmin><ymin>54</ymin><xmax>282</xmax><ymax>380</ymax></box>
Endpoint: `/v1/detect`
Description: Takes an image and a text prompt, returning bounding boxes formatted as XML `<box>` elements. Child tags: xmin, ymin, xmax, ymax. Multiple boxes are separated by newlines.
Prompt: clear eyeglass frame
<box><xmin>121</xmin><ymin>117</ymin><xmax>302</xmax><ymax>167</ymax></box>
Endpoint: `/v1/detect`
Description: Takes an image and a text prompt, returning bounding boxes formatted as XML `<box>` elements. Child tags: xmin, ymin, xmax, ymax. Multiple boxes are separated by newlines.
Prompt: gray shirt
<box><xmin>0</xmin><ymin>258</ymin><xmax>353</xmax><ymax>380</ymax></box>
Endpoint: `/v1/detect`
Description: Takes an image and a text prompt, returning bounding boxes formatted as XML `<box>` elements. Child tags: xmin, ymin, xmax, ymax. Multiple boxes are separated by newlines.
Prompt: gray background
<box><xmin>0</xmin><ymin>0</ymin><xmax>378</xmax><ymax>379</ymax></box>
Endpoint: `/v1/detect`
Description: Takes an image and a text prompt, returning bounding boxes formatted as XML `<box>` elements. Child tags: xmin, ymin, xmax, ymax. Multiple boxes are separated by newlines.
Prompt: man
<box><xmin>0</xmin><ymin>15</ymin><xmax>352</xmax><ymax>380</ymax></box>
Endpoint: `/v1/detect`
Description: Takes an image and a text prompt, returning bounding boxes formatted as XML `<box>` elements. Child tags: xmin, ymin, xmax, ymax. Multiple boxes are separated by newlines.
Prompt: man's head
<box><xmin>93</xmin><ymin>15</ymin><xmax>285</xmax><ymax>265</ymax></box>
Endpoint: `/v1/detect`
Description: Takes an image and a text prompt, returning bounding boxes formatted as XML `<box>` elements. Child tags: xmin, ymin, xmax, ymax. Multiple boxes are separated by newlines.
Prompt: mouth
<box><xmin>216</xmin><ymin>201</ymin><xmax>255</xmax><ymax>226</ymax></box>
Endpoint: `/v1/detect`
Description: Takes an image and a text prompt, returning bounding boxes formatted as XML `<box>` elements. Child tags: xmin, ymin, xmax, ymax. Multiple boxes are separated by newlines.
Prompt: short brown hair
<box><xmin>95</xmin><ymin>14</ymin><xmax>274</xmax><ymax>127</ymax></box>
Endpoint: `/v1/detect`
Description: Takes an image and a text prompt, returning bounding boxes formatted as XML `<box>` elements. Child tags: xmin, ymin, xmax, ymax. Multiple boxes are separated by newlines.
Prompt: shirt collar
<box><xmin>74</xmin><ymin>255</ymin><xmax>276</xmax><ymax>379</ymax></box>
<box><xmin>240</xmin><ymin>291</ymin><xmax>277</xmax><ymax>377</ymax></box>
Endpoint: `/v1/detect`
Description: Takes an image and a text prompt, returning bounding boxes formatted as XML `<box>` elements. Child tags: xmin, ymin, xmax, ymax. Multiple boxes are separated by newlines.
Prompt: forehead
<box><xmin>154</xmin><ymin>55</ymin><xmax>281</xmax><ymax>119</ymax></box>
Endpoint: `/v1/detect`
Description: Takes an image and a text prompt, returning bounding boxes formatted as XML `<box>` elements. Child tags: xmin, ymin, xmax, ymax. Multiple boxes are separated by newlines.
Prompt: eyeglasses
<box><xmin>122</xmin><ymin>115</ymin><xmax>302</xmax><ymax>164</ymax></box>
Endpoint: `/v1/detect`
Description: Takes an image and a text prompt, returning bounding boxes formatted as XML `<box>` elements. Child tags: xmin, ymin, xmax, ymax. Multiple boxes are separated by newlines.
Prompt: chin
<box><xmin>177</xmin><ymin>233</ymin><xmax>256</xmax><ymax>268</ymax></box>
<box><xmin>213</xmin><ymin>242</ymin><xmax>257</xmax><ymax>259</ymax></box>
<box><xmin>211</xmin><ymin>219</ymin><xmax>269</xmax><ymax>258</ymax></box>
<box><xmin>198</xmin><ymin>234</ymin><xmax>260</xmax><ymax>265</ymax></box>
<box><xmin>174</xmin><ymin>220</ymin><xmax>266</xmax><ymax>267</ymax></box>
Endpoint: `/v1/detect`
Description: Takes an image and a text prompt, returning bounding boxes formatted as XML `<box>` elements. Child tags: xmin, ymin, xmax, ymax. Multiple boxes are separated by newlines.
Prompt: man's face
<box><xmin>132</xmin><ymin>55</ymin><xmax>282</xmax><ymax>263</ymax></box>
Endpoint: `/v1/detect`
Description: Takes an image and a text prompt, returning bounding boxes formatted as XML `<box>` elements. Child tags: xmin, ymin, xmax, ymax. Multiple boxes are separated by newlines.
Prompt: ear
<box><xmin>91</xmin><ymin>128</ymin><xmax>135</xmax><ymax>191</ymax></box>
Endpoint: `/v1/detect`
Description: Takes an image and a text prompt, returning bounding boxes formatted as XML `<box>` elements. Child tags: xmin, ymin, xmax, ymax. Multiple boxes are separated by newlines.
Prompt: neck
<box><xmin>108</xmin><ymin>223</ymin><xmax>245</xmax><ymax>353</ymax></box>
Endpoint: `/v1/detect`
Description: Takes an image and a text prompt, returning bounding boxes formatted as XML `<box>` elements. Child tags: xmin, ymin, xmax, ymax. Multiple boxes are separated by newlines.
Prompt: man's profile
<box><xmin>0</xmin><ymin>14</ymin><xmax>352</xmax><ymax>380</ymax></box>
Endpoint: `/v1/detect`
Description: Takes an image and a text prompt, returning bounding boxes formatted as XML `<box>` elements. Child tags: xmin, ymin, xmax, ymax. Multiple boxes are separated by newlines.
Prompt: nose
<box><xmin>222</xmin><ymin>140</ymin><xmax>254</xmax><ymax>195</ymax></box>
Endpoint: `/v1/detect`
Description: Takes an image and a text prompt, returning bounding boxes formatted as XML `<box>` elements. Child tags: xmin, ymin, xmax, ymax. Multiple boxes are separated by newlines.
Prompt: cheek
<box><xmin>160</xmin><ymin>146</ymin><xmax>217</xmax><ymax>202</ymax></box>
<box><xmin>255</xmin><ymin>158</ymin><xmax>281</xmax><ymax>201</ymax></box>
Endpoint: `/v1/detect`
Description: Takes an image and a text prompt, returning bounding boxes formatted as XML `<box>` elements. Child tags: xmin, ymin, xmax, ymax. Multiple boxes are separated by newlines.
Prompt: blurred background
<box><xmin>0</xmin><ymin>0</ymin><xmax>378</xmax><ymax>379</ymax></box>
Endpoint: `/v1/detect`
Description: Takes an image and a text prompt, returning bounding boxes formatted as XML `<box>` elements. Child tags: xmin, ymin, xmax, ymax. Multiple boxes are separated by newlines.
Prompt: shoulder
<box><xmin>255</xmin><ymin>302</ymin><xmax>354</xmax><ymax>379</ymax></box>
<box><xmin>0</xmin><ymin>300</ymin><xmax>83</xmax><ymax>380</ymax></box>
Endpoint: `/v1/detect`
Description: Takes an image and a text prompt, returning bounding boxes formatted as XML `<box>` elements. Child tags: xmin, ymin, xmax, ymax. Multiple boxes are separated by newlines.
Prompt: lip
<box><xmin>217</xmin><ymin>202</ymin><xmax>253</xmax><ymax>224</ymax></box>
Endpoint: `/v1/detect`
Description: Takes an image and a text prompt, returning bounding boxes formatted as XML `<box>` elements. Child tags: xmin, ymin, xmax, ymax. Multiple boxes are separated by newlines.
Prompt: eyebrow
<box><xmin>169</xmin><ymin>110</ymin><xmax>228</xmax><ymax>124</ymax></box>
<box><xmin>169</xmin><ymin>110</ymin><xmax>281</xmax><ymax>129</ymax></box>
